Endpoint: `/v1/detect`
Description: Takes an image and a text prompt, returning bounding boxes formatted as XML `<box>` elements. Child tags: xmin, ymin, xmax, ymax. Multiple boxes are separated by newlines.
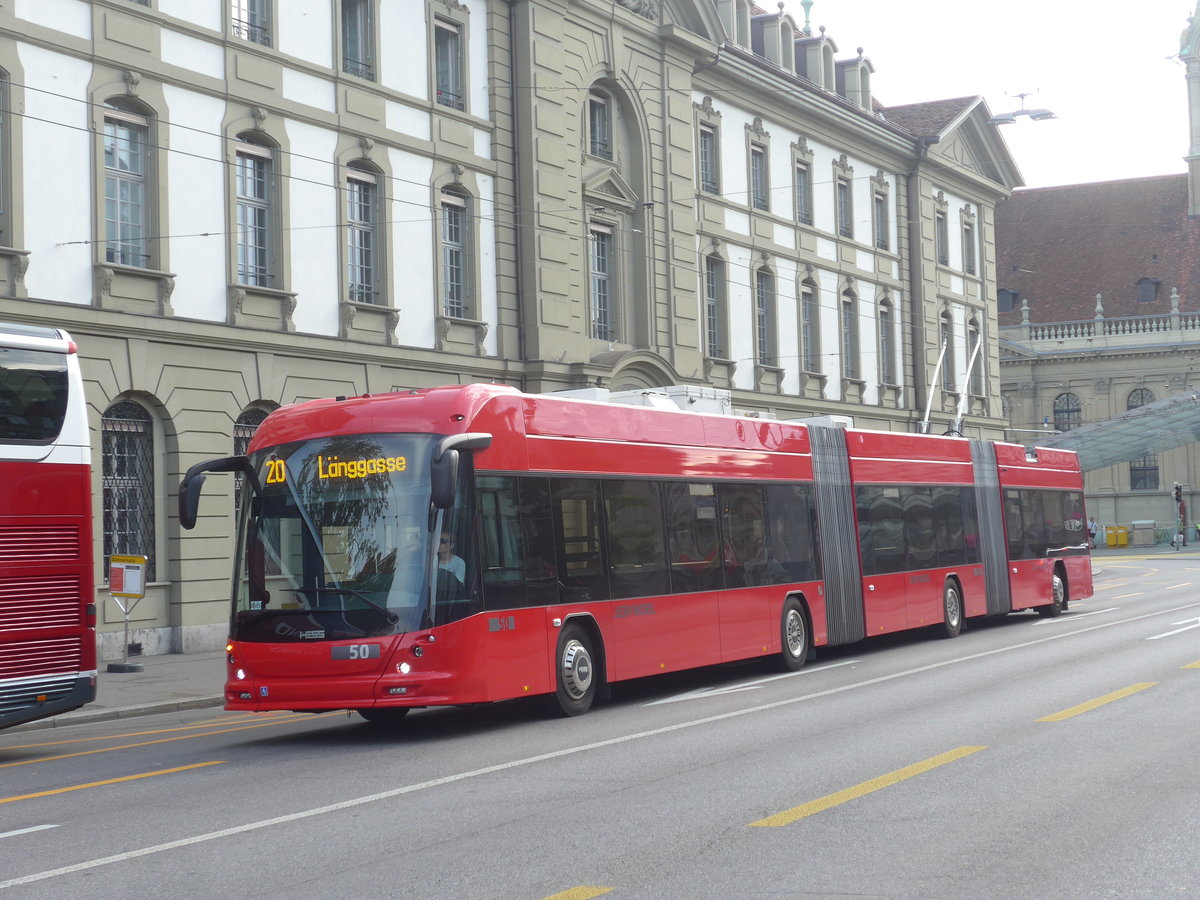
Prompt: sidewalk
<box><xmin>15</xmin><ymin>650</ymin><xmax>227</xmax><ymax>732</ymax></box>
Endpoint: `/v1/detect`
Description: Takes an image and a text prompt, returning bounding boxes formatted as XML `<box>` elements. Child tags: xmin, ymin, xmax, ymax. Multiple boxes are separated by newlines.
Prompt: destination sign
<box><xmin>317</xmin><ymin>454</ymin><xmax>407</xmax><ymax>480</ymax></box>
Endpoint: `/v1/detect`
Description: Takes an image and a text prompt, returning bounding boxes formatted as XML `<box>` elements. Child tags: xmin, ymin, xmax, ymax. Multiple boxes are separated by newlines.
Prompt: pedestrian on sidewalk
<box><xmin>1087</xmin><ymin>516</ymin><xmax>1097</xmax><ymax>549</ymax></box>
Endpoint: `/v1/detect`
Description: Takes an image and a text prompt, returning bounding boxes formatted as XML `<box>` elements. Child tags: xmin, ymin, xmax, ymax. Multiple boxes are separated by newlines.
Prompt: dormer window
<box><xmin>1136</xmin><ymin>277</ymin><xmax>1161</xmax><ymax>303</ymax></box>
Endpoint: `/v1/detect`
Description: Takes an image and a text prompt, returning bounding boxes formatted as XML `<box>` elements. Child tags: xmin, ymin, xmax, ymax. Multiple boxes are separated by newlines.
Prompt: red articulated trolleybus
<box><xmin>0</xmin><ymin>322</ymin><xmax>96</xmax><ymax>730</ymax></box>
<box><xmin>179</xmin><ymin>384</ymin><xmax>1091</xmax><ymax>723</ymax></box>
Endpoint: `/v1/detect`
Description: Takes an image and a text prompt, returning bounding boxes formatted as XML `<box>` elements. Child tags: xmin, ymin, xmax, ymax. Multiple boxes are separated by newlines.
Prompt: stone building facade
<box><xmin>0</xmin><ymin>0</ymin><xmax>1018</xmax><ymax>655</ymax></box>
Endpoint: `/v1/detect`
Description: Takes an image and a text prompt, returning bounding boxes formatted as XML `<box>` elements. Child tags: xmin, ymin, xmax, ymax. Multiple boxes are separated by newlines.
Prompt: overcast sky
<box><xmin>778</xmin><ymin>0</ymin><xmax>1193</xmax><ymax>188</ymax></box>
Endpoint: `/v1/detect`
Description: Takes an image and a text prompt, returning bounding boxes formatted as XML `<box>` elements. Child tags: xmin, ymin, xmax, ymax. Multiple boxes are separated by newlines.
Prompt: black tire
<box><xmin>549</xmin><ymin>622</ymin><xmax>597</xmax><ymax>717</ymax></box>
<box><xmin>358</xmin><ymin>707</ymin><xmax>411</xmax><ymax>725</ymax></box>
<box><xmin>1037</xmin><ymin>571</ymin><xmax>1068</xmax><ymax>618</ymax></box>
<box><xmin>940</xmin><ymin>580</ymin><xmax>963</xmax><ymax>638</ymax></box>
<box><xmin>775</xmin><ymin>597</ymin><xmax>809</xmax><ymax>672</ymax></box>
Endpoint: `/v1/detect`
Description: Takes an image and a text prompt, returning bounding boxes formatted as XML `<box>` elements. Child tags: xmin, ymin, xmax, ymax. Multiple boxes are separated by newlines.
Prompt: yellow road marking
<box><xmin>0</xmin><ymin>761</ymin><xmax>223</xmax><ymax>804</ymax></box>
<box><xmin>1183</xmin><ymin>661</ymin><xmax>1200</xmax><ymax>669</ymax></box>
<box><xmin>540</xmin><ymin>889</ymin><xmax>613</xmax><ymax>900</ymax></box>
<box><xmin>1037</xmin><ymin>683</ymin><xmax>1157</xmax><ymax>722</ymax></box>
<box><xmin>748</xmin><ymin>745</ymin><xmax>987</xmax><ymax>827</ymax></box>
<box><xmin>2</xmin><ymin>712</ymin><xmax>330</xmax><ymax>751</ymax></box>
<box><xmin>0</xmin><ymin>714</ymin><xmax>339</xmax><ymax>769</ymax></box>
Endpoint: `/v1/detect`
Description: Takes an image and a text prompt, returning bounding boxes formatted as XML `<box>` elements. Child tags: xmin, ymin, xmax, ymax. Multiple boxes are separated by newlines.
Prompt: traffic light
<box><xmin>1175</xmin><ymin>483</ymin><xmax>1183</xmax><ymax>503</ymax></box>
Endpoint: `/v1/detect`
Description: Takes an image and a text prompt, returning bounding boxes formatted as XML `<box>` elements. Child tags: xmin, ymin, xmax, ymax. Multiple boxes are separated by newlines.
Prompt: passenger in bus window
<box><xmin>438</xmin><ymin>531</ymin><xmax>466</xmax><ymax>583</ymax></box>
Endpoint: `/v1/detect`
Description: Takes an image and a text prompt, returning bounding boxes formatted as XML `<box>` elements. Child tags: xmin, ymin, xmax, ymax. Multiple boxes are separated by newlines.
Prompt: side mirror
<box><xmin>179</xmin><ymin>455</ymin><xmax>255</xmax><ymax>530</ymax></box>
<box><xmin>430</xmin><ymin>432</ymin><xmax>492</xmax><ymax>509</ymax></box>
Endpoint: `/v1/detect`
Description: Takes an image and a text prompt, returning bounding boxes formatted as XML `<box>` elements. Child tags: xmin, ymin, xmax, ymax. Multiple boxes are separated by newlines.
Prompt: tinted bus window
<box><xmin>519</xmin><ymin>477</ymin><xmax>562</xmax><ymax>606</ymax></box>
<box><xmin>856</xmin><ymin>485</ymin><xmax>904</xmax><ymax>575</ymax></box>
<box><xmin>1022</xmin><ymin>490</ymin><xmax>1048</xmax><ymax>559</ymax></box>
<box><xmin>604</xmin><ymin>480</ymin><xmax>667</xmax><ymax>598</ymax></box>
<box><xmin>765</xmin><ymin>483</ymin><xmax>820</xmax><ymax>581</ymax></box>
<box><xmin>1004</xmin><ymin>489</ymin><xmax>1026</xmax><ymax>561</ymax></box>
<box><xmin>552</xmin><ymin>479</ymin><xmax>609</xmax><ymax>601</ymax></box>
<box><xmin>903</xmin><ymin>487</ymin><xmax>937</xmax><ymax>571</ymax></box>
<box><xmin>932</xmin><ymin>485</ymin><xmax>966</xmax><ymax>566</ymax></box>
<box><xmin>961</xmin><ymin>488</ymin><xmax>980</xmax><ymax>564</ymax></box>
<box><xmin>718</xmin><ymin>484</ymin><xmax>768</xmax><ymax>587</ymax></box>
<box><xmin>477</xmin><ymin>474</ymin><xmax>528</xmax><ymax>610</ymax></box>
<box><xmin>0</xmin><ymin>347</ymin><xmax>69</xmax><ymax>442</ymax></box>
<box><xmin>664</xmin><ymin>482</ymin><xmax>725</xmax><ymax>593</ymax></box>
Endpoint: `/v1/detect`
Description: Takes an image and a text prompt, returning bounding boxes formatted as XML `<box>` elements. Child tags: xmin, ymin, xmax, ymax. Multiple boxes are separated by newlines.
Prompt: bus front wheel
<box><xmin>550</xmin><ymin>623</ymin><xmax>597</xmax><ymax>717</ymax></box>
<box><xmin>1037</xmin><ymin>571</ymin><xmax>1068</xmax><ymax>618</ymax></box>
<box><xmin>940</xmin><ymin>580</ymin><xmax>963</xmax><ymax>638</ymax></box>
<box><xmin>776</xmin><ymin>597</ymin><xmax>809</xmax><ymax>672</ymax></box>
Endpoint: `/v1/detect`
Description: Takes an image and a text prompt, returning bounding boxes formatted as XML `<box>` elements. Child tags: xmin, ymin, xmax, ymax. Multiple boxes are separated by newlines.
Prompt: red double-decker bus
<box><xmin>0</xmin><ymin>322</ymin><xmax>96</xmax><ymax>730</ymax></box>
<box><xmin>180</xmin><ymin>384</ymin><xmax>1091</xmax><ymax>722</ymax></box>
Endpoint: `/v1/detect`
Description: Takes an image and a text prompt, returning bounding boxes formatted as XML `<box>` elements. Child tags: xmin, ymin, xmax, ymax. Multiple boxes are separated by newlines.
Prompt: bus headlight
<box><xmin>235</xmin><ymin>668</ymin><xmax>247</xmax><ymax>681</ymax></box>
<box><xmin>397</xmin><ymin>662</ymin><xmax>411</xmax><ymax>675</ymax></box>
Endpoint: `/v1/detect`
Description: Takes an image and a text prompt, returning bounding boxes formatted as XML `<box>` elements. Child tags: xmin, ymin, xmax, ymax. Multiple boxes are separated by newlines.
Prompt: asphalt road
<box><xmin>2</xmin><ymin>556</ymin><xmax>1199</xmax><ymax>899</ymax></box>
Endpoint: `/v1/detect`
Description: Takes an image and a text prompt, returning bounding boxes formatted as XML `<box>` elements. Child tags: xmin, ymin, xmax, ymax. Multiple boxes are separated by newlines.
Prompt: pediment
<box><xmin>583</xmin><ymin>166</ymin><xmax>641</xmax><ymax>212</ymax></box>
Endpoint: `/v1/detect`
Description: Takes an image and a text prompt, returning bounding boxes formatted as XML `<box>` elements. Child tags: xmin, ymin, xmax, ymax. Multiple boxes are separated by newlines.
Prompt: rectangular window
<box><xmin>755</xmin><ymin>269</ymin><xmax>774</xmax><ymax>365</ymax></box>
<box><xmin>104</xmin><ymin>109</ymin><xmax>149</xmax><ymax>267</ymax></box>
<box><xmin>342</xmin><ymin>0</ymin><xmax>375</xmax><ymax>81</ymax></box>
<box><xmin>879</xmin><ymin>305</ymin><xmax>894</xmax><ymax>384</ymax></box>
<box><xmin>750</xmin><ymin>145</ymin><xmax>768</xmax><ymax>211</ymax></box>
<box><xmin>968</xmin><ymin>326</ymin><xmax>983</xmax><ymax>395</ymax></box>
<box><xmin>441</xmin><ymin>193</ymin><xmax>467</xmax><ymax>318</ymax></box>
<box><xmin>836</xmin><ymin>177</ymin><xmax>852</xmax><ymax>237</ymax></box>
<box><xmin>873</xmin><ymin>192</ymin><xmax>889</xmax><ymax>250</ymax></box>
<box><xmin>435</xmin><ymin>20</ymin><xmax>465</xmax><ymax>111</ymax></box>
<box><xmin>841</xmin><ymin>296</ymin><xmax>857</xmax><ymax>379</ymax></box>
<box><xmin>232</xmin><ymin>0</ymin><xmax>271</xmax><ymax>46</ymax></box>
<box><xmin>604</xmin><ymin>481</ymin><xmax>667</xmax><ymax>598</ymax></box>
<box><xmin>699</xmin><ymin>126</ymin><xmax>720</xmax><ymax>194</ymax></box>
<box><xmin>589</xmin><ymin>226</ymin><xmax>614</xmax><ymax>340</ymax></box>
<box><xmin>1130</xmin><ymin>456</ymin><xmax>1159</xmax><ymax>491</ymax></box>
<box><xmin>589</xmin><ymin>94</ymin><xmax>612</xmax><ymax>160</ymax></box>
<box><xmin>346</xmin><ymin>169</ymin><xmax>378</xmax><ymax>304</ymax></box>
<box><xmin>235</xmin><ymin>142</ymin><xmax>272</xmax><ymax>287</ymax></box>
<box><xmin>795</xmin><ymin>164</ymin><xmax>812</xmax><ymax>225</ymax></box>
<box><xmin>963</xmin><ymin>222</ymin><xmax>976</xmax><ymax>275</ymax></box>
<box><xmin>935</xmin><ymin>211</ymin><xmax>949</xmax><ymax>265</ymax></box>
<box><xmin>704</xmin><ymin>256</ymin><xmax>725</xmax><ymax>358</ymax></box>
<box><xmin>801</xmin><ymin>287</ymin><xmax>818</xmax><ymax>372</ymax></box>
<box><xmin>940</xmin><ymin>317</ymin><xmax>955</xmax><ymax>391</ymax></box>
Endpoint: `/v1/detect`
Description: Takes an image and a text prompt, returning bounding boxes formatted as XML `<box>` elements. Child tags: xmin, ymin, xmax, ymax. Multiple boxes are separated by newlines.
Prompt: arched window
<box><xmin>102</xmin><ymin>400</ymin><xmax>155</xmax><ymax>581</ymax></box>
<box><xmin>1053</xmin><ymin>392</ymin><xmax>1081</xmax><ymax>432</ymax></box>
<box><xmin>233</xmin><ymin>408</ymin><xmax>268</xmax><ymax>514</ymax></box>
<box><xmin>1127</xmin><ymin>388</ymin><xmax>1158</xmax><ymax>490</ymax></box>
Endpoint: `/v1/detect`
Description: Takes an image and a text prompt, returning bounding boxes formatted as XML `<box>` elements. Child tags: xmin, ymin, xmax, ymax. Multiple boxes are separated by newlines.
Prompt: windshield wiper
<box><xmin>300</xmin><ymin>587</ymin><xmax>400</xmax><ymax>624</ymax></box>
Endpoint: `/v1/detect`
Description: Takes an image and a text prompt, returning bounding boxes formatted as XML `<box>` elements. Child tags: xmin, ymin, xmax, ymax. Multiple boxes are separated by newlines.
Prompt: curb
<box><xmin>12</xmin><ymin>696</ymin><xmax>224</xmax><ymax>733</ymax></box>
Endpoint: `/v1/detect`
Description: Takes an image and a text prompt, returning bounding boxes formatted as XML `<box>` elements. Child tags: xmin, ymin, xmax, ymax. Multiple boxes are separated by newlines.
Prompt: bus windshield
<box><xmin>232</xmin><ymin>433</ymin><xmax>446</xmax><ymax>642</ymax></box>
<box><xmin>0</xmin><ymin>345</ymin><xmax>69</xmax><ymax>443</ymax></box>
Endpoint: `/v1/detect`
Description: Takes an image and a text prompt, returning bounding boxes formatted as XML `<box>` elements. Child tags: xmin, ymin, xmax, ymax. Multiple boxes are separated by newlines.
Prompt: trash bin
<box><xmin>1105</xmin><ymin>526</ymin><xmax>1118</xmax><ymax>548</ymax></box>
<box><xmin>1117</xmin><ymin>526</ymin><xmax>1129</xmax><ymax>546</ymax></box>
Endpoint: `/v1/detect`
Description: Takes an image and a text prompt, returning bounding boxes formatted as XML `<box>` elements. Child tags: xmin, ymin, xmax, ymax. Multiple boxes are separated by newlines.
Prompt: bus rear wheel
<box><xmin>1037</xmin><ymin>571</ymin><xmax>1068</xmax><ymax>618</ymax></box>
<box><xmin>776</xmin><ymin>597</ymin><xmax>809</xmax><ymax>672</ymax></box>
<box><xmin>549</xmin><ymin>623</ymin><xmax>597</xmax><ymax>717</ymax></box>
<box><xmin>940</xmin><ymin>581</ymin><xmax>963</xmax><ymax>638</ymax></box>
<box><xmin>358</xmin><ymin>707</ymin><xmax>410</xmax><ymax>725</ymax></box>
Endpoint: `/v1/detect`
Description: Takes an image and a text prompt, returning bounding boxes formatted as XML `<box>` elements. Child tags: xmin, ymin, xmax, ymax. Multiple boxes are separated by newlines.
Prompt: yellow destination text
<box><xmin>317</xmin><ymin>454</ymin><xmax>407</xmax><ymax>480</ymax></box>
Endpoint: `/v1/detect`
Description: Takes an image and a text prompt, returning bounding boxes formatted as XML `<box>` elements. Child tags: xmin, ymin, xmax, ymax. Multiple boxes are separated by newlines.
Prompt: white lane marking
<box><xmin>1148</xmin><ymin>617</ymin><xmax>1200</xmax><ymax>640</ymax></box>
<box><xmin>5</xmin><ymin>598</ymin><xmax>1200</xmax><ymax>891</ymax></box>
<box><xmin>0</xmin><ymin>824</ymin><xmax>59</xmax><ymax>840</ymax></box>
<box><xmin>643</xmin><ymin>660</ymin><xmax>861</xmax><ymax>706</ymax></box>
<box><xmin>1031</xmin><ymin>607</ymin><xmax>1118</xmax><ymax>626</ymax></box>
